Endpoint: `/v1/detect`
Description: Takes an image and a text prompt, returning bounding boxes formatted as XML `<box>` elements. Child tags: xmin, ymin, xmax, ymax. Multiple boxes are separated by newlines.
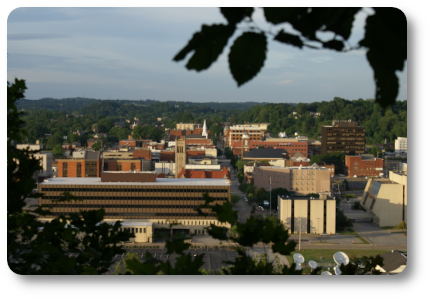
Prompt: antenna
<box><xmin>321</xmin><ymin>271</ymin><xmax>332</xmax><ymax>275</ymax></box>
<box><xmin>293</xmin><ymin>253</ymin><xmax>304</xmax><ymax>264</ymax></box>
<box><xmin>333</xmin><ymin>251</ymin><xmax>350</xmax><ymax>266</ymax></box>
<box><xmin>295</xmin><ymin>263</ymin><xmax>302</xmax><ymax>270</ymax></box>
<box><xmin>334</xmin><ymin>266</ymin><xmax>342</xmax><ymax>275</ymax></box>
<box><xmin>309</xmin><ymin>260</ymin><xmax>318</xmax><ymax>270</ymax></box>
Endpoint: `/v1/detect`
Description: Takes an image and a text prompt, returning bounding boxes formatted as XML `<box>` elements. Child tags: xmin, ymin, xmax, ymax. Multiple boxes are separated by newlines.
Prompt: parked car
<box><xmin>320</xmin><ymin>233</ymin><xmax>329</xmax><ymax>236</ymax></box>
<box><xmin>338</xmin><ymin>174</ymin><xmax>345</xmax><ymax>177</ymax></box>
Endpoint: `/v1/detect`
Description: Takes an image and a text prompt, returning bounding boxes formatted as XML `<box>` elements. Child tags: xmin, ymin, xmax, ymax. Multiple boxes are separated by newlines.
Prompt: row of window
<box><xmin>50</xmin><ymin>212</ymin><xmax>217</xmax><ymax>218</ymax></box>
<box><xmin>41</xmin><ymin>188</ymin><xmax>229</xmax><ymax>193</ymax></box>
<box><xmin>43</xmin><ymin>196</ymin><xmax>228</xmax><ymax>201</ymax></box>
<box><xmin>43</xmin><ymin>204</ymin><xmax>216</xmax><ymax>208</ymax></box>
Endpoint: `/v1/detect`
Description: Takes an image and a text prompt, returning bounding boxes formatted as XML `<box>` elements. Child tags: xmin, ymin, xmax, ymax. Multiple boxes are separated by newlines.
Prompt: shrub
<box><xmin>397</xmin><ymin>221</ymin><xmax>407</xmax><ymax>230</ymax></box>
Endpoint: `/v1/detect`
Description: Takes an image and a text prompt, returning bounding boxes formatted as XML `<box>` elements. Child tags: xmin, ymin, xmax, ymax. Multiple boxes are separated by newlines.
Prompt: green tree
<box><xmin>46</xmin><ymin>134</ymin><xmax>63</xmax><ymax>150</ymax></box>
<box><xmin>231</xmin><ymin>194</ymin><xmax>241</xmax><ymax>206</ymax></box>
<box><xmin>336</xmin><ymin>209</ymin><xmax>353</xmax><ymax>230</ymax></box>
<box><xmin>174</xmin><ymin>7</ymin><xmax>406</xmax><ymax>108</ymax></box>
<box><xmin>52</xmin><ymin>144</ymin><xmax>64</xmax><ymax>157</ymax></box>
<box><xmin>113</xmin><ymin>252</ymin><xmax>141</xmax><ymax>275</ymax></box>
<box><xmin>236</xmin><ymin>171</ymin><xmax>244</xmax><ymax>183</ymax></box>
<box><xmin>92</xmin><ymin>141</ymin><xmax>102</xmax><ymax>151</ymax></box>
<box><xmin>7</xmin><ymin>79</ymin><xmax>132</xmax><ymax>274</ymax></box>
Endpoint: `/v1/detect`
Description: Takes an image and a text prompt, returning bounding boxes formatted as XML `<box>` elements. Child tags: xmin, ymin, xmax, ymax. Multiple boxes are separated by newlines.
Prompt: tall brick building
<box><xmin>321</xmin><ymin>120</ymin><xmax>365</xmax><ymax>155</ymax></box>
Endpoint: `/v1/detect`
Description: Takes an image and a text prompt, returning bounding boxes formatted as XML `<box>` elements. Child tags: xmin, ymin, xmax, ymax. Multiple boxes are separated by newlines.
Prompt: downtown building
<box><xmin>38</xmin><ymin>171</ymin><xmax>231</xmax><ymax>242</ymax></box>
<box><xmin>278</xmin><ymin>194</ymin><xmax>336</xmax><ymax>234</ymax></box>
<box><xmin>321</xmin><ymin>120</ymin><xmax>365</xmax><ymax>155</ymax></box>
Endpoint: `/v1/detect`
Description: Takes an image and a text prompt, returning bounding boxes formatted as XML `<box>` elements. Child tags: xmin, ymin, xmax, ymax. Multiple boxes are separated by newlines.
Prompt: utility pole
<box><xmin>298</xmin><ymin>217</ymin><xmax>302</xmax><ymax>251</ymax></box>
<box><xmin>270</xmin><ymin>176</ymin><xmax>272</xmax><ymax>217</ymax></box>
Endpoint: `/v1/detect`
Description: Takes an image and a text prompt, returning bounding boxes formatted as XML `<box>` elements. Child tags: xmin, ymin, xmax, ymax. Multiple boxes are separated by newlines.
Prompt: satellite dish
<box><xmin>293</xmin><ymin>253</ymin><xmax>305</xmax><ymax>264</ymax></box>
<box><xmin>333</xmin><ymin>251</ymin><xmax>350</xmax><ymax>266</ymax></box>
<box><xmin>321</xmin><ymin>271</ymin><xmax>332</xmax><ymax>275</ymax></box>
<box><xmin>295</xmin><ymin>263</ymin><xmax>302</xmax><ymax>270</ymax></box>
<box><xmin>334</xmin><ymin>266</ymin><xmax>342</xmax><ymax>275</ymax></box>
<box><xmin>309</xmin><ymin>260</ymin><xmax>318</xmax><ymax>269</ymax></box>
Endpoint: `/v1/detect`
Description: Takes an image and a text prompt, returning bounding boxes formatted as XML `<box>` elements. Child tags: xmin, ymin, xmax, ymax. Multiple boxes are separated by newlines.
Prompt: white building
<box><xmin>395</xmin><ymin>137</ymin><xmax>407</xmax><ymax>154</ymax></box>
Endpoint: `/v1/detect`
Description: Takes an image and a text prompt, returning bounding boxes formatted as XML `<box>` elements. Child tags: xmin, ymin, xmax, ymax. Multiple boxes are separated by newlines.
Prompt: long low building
<box><xmin>278</xmin><ymin>194</ymin><xmax>336</xmax><ymax>235</ymax></box>
<box><xmin>38</xmin><ymin>171</ymin><xmax>232</xmax><ymax>242</ymax></box>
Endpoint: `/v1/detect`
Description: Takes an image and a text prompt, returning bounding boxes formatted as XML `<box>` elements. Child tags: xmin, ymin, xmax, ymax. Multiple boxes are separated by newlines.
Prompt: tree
<box><xmin>7</xmin><ymin>79</ymin><xmax>132</xmax><ymax>274</ymax></box>
<box><xmin>46</xmin><ymin>134</ymin><xmax>63</xmax><ymax>150</ymax></box>
<box><xmin>336</xmin><ymin>209</ymin><xmax>353</xmax><ymax>230</ymax></box>
<box><xmin>113</xmin><ymin>252</ymin><xmax>141</xmax><ymax>275</ymax></box>
<box><xmin>52</xmin><ymin>144</ymin><xmax>64</xmax><ymax>158</ymax></box>
<box><xmin>174</xmin><ymin>8</ymin><xmax>405</xmax><ymax>109</ymax></box>
<box><xmin>231</xmin><ymin>194</ymin><xmax>241</xmax><ymax>206</ymax></box>
<box><xmin>92</xmin><ymin>141</ymin><xmax>102</xmax><ymax>151</ymax></box>
<box><xmin>236</xmin><ymin>171</ymin><xmax>244</xmax><ymax>183</ymax></box>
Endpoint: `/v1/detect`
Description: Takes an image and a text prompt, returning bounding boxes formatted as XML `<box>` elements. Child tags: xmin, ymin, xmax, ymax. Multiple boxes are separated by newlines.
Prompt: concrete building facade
<box><xmin>395</xmin><ymin>137</ymin><xmax>407</xmax><ymax>154</ymax></box>
<box><xmin>278</xmin><ymin>194</ymin><xmax>336</xmax><ymax>234</ymax></box>
<box><xmin>253</xmin><ymin>166</ymin><xmax>331</xmax><ymax>196</ymax></box>
<box><xmin>360</xmin><ymin>171</ymin><xmax>407</xmax><ymax>227</ymax></box>
<box><xmin>38</xmin><ymin>172</ymin><xmax>232</xmax><ymax>242</ymax></box>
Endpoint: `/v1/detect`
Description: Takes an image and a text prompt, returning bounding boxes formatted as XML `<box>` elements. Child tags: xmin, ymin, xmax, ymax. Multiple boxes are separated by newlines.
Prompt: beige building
<box><xmin>253</xmin><ymin>165</ymin><xmax>331</xmax><ymax>196</ymax></box>
<box><xmin>38</xmin><ymin>172</ymin><xmax>232</xmax><ymax>243</ymax></box>
<box><xmin>16</xmin><ymin>142</ymin><xmax>53</xmax><ymax>179</ymax></box>
<box><xmin>360</xmin><ymin>171</ymin><xmax>407</xmax><ymax>227</ymax></box>
<box><xmin>278</xmin><ymin>194</ymin><xmax>336</xmax><ymax>234</ymax></box>
<box><xmin>223</xmin><ymin>123</ymin><xmax>270</xmax><ymax>147</ymax></box>
<box><xmin>176</xmin><ymin>123</ymin><xmax>202</xmax><ymax>130</ymax></box>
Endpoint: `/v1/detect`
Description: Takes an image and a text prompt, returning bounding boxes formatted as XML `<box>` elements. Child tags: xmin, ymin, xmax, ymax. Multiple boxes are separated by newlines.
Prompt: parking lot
<box><xmin>107</xmin><ymin>247</ymin><xmax>240</xmax><ymax>274</ymax></box>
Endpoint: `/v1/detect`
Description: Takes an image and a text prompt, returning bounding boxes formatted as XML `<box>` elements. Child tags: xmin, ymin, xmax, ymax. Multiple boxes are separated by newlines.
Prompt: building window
<box><xmin>117</xmin><ymin>163</ymin><xmax>122</xmax><ymax>171</ymax></box>
<box><xmin>131</xmin><ymin>163</ymin><xmax>136</xmax><ymax>171</ymax></box>
<box><xmin>77</xmin><ymin>162</ymin><xmax>81</xmax><ymax>177</ymax></box>
<box><xmin>63</xmin><ymin>163</ymin><xmax>68</xmax><ymax>177</ymax></box>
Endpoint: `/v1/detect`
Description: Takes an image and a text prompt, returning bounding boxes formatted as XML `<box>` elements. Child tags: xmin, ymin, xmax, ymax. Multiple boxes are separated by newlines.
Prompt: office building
<box><xmin>223</xmin><ymin>123</ymin><xmax>270</xmax><ymax>148</ymax></box>
<box><xmin>278</xmin><ymin>194</ymin><xmax>336</xmax><ymax>234</ymax></box>
<box><xmin>321</xmin><ymin>120</ymin><xmax>365</xmax><ymax>155</ymax></box>
<box><xmin>394</xmin><ymin>137</ymin><xmax>407</xmax><ymax>154</ymax></box>
<box><xmin>38</xmin><ymin>172</ymin><xmax>231</xmax><ymax>241</ymax></box>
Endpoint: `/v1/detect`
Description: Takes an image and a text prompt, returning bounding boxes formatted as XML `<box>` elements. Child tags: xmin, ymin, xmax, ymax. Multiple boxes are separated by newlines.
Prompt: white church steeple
<box><xmin>202</xmin><ymin>119</ymin><xmax>208</xmax><ymax>139</ymax></box>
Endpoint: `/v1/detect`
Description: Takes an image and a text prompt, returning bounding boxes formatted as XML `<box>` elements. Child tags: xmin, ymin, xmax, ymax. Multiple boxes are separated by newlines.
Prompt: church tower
<box><xmin>175</xmin><ymin>138</ymin><xmax>186</xmax><ymax>178</ymax></box>
<box><xmin>241</xmin><ymin>132</ymin><xmax>250</xmax><ymax>158</ymax></box>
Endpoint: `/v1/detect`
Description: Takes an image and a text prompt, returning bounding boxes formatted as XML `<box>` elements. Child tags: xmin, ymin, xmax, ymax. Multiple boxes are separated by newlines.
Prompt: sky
<box><xmin>7</xmin><ymin>7</ymin><xmax>408</xmax><ymax>103</ymax></box>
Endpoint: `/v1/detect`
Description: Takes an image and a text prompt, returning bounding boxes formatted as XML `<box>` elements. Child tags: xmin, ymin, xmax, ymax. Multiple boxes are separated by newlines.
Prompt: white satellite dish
<box><xmin>293</xmin><ymin>253</ymin><xmax>305</xmax><ymax>264</ymax></box>
<box><xmin>321</xmin><ymin>271</ymin><xmax>332</xmax><ymax>275</ymax></box>
<box><xmin>295</xmin><ymin>263</ymin><xmax>302</xmax><ymax>270</ymax></box>
<box><xmin>333</xmin><ymin>251</ymin><xmax>350</xmax><ymax>266</ymax></box>
<box><xmin>334</xmin><ymin>266</ymin><xmax>342</xmax><ymax>275</ymax></box>
<box><xmin>309</xmin><ymin>260</ymin><xmax>318</xmax><ymax>269</ymax></box>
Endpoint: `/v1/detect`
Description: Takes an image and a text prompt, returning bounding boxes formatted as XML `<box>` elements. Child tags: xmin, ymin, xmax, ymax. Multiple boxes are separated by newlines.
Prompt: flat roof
<box><xmin>40</xmin><ymin>177</ymin><xmax>231</xmax><ymax>186</ymax></box>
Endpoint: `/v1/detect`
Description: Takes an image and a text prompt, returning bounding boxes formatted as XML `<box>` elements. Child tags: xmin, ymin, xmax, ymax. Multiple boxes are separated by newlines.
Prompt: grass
<box><xmin>337</xmin><ymin>228</ymin><xmax>358</xmax><ymax>236</ymax></box>
<box><xmin>353</xmin><ymin>236</ymin><xmax>369</xmax><ymax>244</ymax></box>
<box><xmin>286</xmin><ymin>249</ymin><xmax>390</xmax><ymax>270</ymax></box>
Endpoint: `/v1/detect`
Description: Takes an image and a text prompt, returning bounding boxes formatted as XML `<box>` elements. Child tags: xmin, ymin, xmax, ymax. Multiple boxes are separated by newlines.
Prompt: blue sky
<box><xmin>7</xmin><ymin>7</ymin><xmax>408</xmax><ymax>103</ymax></box>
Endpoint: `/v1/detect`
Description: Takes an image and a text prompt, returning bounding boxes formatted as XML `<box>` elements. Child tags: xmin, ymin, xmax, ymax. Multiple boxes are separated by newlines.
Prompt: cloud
<box><xmin>8</xmin><ymin>33</ymin><xmax>69</xmax><ymax>41</ymax></box>
<box><xmin>277</xmin><ymin>80</ymin><xmax>293</xmax><ymax>85</ymax></box>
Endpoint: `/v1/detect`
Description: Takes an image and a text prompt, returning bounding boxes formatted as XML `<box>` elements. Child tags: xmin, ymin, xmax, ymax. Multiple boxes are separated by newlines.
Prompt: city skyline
<box><xmin>7</xmin><ymin>7</ymin><xmax>407</xmax><ymax>103</ymax></box>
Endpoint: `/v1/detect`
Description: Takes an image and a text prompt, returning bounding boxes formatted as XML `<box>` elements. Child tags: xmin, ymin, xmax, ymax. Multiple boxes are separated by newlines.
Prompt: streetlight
<box><xmin>316</xmin><ymin>217</ymin><xmax>321</xmax><ymax>234</ymax></box>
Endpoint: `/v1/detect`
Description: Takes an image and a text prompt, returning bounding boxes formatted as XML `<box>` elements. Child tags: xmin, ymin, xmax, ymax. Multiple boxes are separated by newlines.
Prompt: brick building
<box><xmin>321</xmin><ymin>120</ymin><xmax>365</xmax><ymax>155</ymax></box>
<box><xmin>57</xmin><ymin>151</ymin><xmax>101</xmax><ymax>178</ymax></box>
<box><xmin>345</xmin><ymin>154</ymin><xmax>384</xmax><ymax>177</ymax></box>
<box><xmin>223</xmin><ymin>123</ymin><xmax>269</xmax><ymax>147</ymax></box>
